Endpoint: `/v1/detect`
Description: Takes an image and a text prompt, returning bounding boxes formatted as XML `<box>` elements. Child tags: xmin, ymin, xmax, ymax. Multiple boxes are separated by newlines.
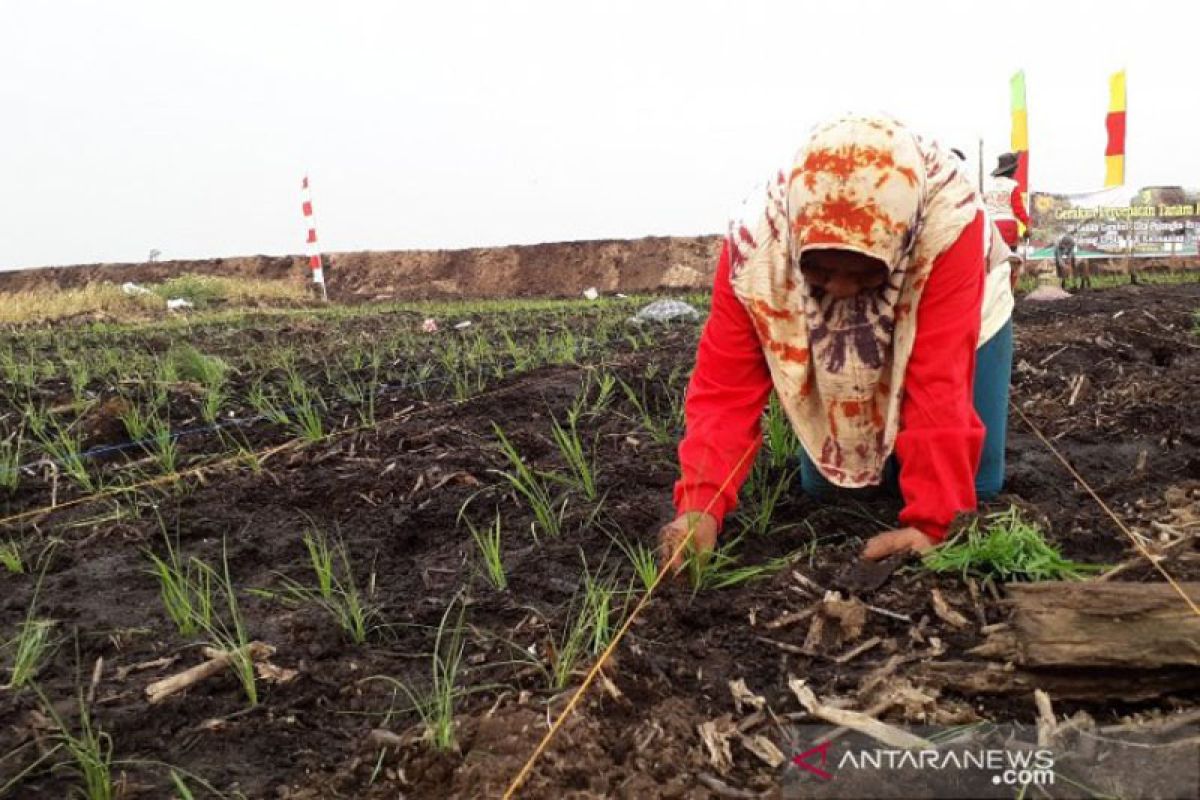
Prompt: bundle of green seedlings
<box><xmin>367</xmin><ymin>596</ymin><xmax>469</xmax><ymax>753</ymax></box>
<box><xmin>922</xmin><ymin>506</ymin><xmax>1105</xmax><ymax>581</ymax></box>
<box><xmin>2</xmin><ymin>552</ymin><xmax>56</xmax><ymax>691</ymax></box>
<box><xmin>143</xmin><ymin>528</ymin><xmax>262</xmax><ymax>706</ymax></box>
<box><xmin>268</xmin><ymin>527</ymin><xmax>379</xmax><ymax>645</ymax></box>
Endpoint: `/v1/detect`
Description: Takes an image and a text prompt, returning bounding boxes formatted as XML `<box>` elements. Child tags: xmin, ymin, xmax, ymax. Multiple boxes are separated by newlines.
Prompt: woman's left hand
<box><xmin>861</xmin><ymin>527</ymin><xmax>939</xmax><ymax>561</ymax></box>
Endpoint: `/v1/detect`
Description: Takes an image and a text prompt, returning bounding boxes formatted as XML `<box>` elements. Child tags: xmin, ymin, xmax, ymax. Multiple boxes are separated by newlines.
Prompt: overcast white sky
<box><xmin>2</xmin><ymin>0</ymin><xmax>1194</xmax><ymax>270</ymax></box>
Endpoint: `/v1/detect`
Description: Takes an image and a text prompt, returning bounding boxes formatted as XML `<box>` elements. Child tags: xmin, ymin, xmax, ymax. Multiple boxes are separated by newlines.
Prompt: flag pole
<box><xmin>301</xmin><ymin>176</ymin><xmax>329</xmax><ymax>302</ymax></box>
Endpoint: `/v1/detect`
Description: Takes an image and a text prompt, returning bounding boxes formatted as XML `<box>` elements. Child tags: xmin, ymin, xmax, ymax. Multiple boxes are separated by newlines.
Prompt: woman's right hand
<box><xmin>657</xmin><ymin>512</ymin><xmax>719</xmax><ymax>577</ymax></box>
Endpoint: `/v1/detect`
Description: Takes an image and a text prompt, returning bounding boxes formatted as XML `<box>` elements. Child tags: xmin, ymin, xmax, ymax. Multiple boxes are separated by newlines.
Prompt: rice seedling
<box><xmin>170</xmin><ymin>770</ymin><xmax>196</xmax><ymax>799</ymax></box>
<box><xmin>1</xmin><ymin>539</ymin><xmax>24</xmax><ymax>573</ymax></box>
<box><xmin>199</xmin><ymin>381</ymin><xmax>227</xmax><ymax>426</ymax></box>
<box><xmin>502</xmin><ymin>331</ymin><xmax>535</xmax><ymax>372</ymax></box>
<box><xmin>492</xmin><ymin>424</ymin><xmax>567</xmax><ymax>540</ymax></box>
<box><xmin>583</xmin><ymin>370</ymin><xmax>618</xmax><ymax>417</ymax></box>
<box><xmin>144</xmin><ymin>526</ymin><xmax>213</xmax><ymax>637</ymax></box>
<box><xmin>285</xmin><ymin>369</ymin><xmax>326</xmax><ymax>442</ymax></box>
<box><xmin>154</xmin><ymin>352</ymin><xmax>180</xmax><ymax>386</ymax></box>
<box><xmin>195</xmin><ymin>540</ymin><xmax>259</xmax><ymax>707</ymax></box>
<box><xmin>617</xmin><ymin>375</ymin><xmax>685</xmax><ymax>446</ymax></box>
<box><xmin>116</xmin><ymin>394</ymin><xmax>156</xmax><ymax>442</ymax></box>
<box><xmin>611</xmin><ymin>535</ymin><xmax>659</xmax><ymax>593</ymax></box>
<box><xmin>581</xmin><ymin>567</ymin><xmax>618</xmax><ymax>656</ymax></box>
<box><xmin>277</xmin><ymin>528</ymin><xmax>378</xmax><ymax>644</ymax></box>
<box><xmin>0</xmin><ymin>430</ymin><xmax>22</xmax><ymax>492</ymax></box>
<box><xmin>65</xmin><ymin>360</ymin><xmax>91</xmax><ymax>405</ymax></box>
<box><xmin>761</xmin><ymin>394</ymin><xmax>801</xmax><ymax>470</ymax></box>
<box><xmin>37</xmin><ymin>689</ymin><xmax>115</xmax><ymax>800</ymax></box>
<box><xmin>378</xmin><ymin>597</ymin><xmax>468</xmax><ymax>751</ymax></box>
<box><xmin>459</xmin><ymin>507</ymin><xmax>507</xmax><ymax>590</ymax></box>
<box><xmin>303</xmin><ymin>529</ymin><xmax>336</xmax><ymax>600</ymax></box>
<box><xmin>737</xmin><ymin>464</ymin><xmax>798</xmax><ymax>538</ymax></box>
<box><xmin>684</xmin><ymin>535</ymin><xmax>793</xmax><ymax>592</ymax></box>
<box><xmin>550</xmin><ymin>329</ymin><xmax>580</xmax><ymax>364</ymax></box>
<box><xmin>548</xmin><ymin>599</ymin><xmax>593</xmax><ymax>691</ymax></box>
<box><xmin>4</xmin><ymin>554</ymin><xmax>55</xmax><ymax>689</ymax></box>
<box><xmin>147</xmin><ymin>413</ymin><xmax>180</xmax><ymax>475</ymax></box>
<box><xmin>248</xmin><ymin>380</ymin><xmax>290</xmax><ymax>426</ymax></box>
<box><xmin>922</xmin><ymin>506</ymin><xmax>1106</xmax><ymax>581</ymax></box>
<box><xmin>548</xmin><ymin>412</ymin><xmax>599</xmax><ymax>502</ymax></box>
<box><xmin>4</xmin><ymin>619</ymin><xmax>56</xmax><ymax>690</ymax></box>
<box><xmin>443</xmin><ymin>354</ymin><xmax>486</xmax><ymax>401</ymax></box>
<box><xmin>335</xmin><ymin>360</ymin><xmax>380</xmax><ymax>427</ymax></box>
<box><xmin>218</xmin><ymin>428</ymin><xmax>264</xmax><ymax>474</ymax></box>
<box><xmin>33</xmin><ymin>417</ymin><xmax>97</xmax><ymax>493</ymax></box>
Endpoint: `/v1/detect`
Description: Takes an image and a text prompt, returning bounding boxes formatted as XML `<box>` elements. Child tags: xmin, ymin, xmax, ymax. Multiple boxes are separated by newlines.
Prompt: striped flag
<box><xmin>1009</xmin><ymin>71</ymin><xmax>1030</xmax><ymax>201</ymax></box>
<box><xmin>1105</xmin><ymin>70</ymin><xmax>1127</xmax><ymax>187</ymax></box>
<box><xmin>301</xmin><ymin>176</ymin><xmax>328</xmax><ymax>300</ymax></box>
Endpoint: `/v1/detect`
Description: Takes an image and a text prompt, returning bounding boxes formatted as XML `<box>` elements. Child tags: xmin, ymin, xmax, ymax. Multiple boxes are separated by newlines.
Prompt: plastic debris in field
<box><xmin>627</xmin><ymin>299</ymin><xmax>701</xmax><ymax>325</ymax></box>
<box><xmin>121</xmin><ymin>282</ymin><xmax>153</xmax><ymax>296</ymax></box>
<box><xmin>421</xmin><ymin>318</ymin><xmax>439</xmax><ymax>333</ymax></box>
<box><xmin>583</xmin><ymin>287</ymin><xmax>599</xmax><ymax>300</ymax></box>
<box><xmin>166</xmin><ymin>298</ymin><xmax>194</xmax><ymax>311</ymax></box>
<box><xmin>454</xmin><ymin>320</ymin><xmax>473</xmax><ymax>330</ymax></box>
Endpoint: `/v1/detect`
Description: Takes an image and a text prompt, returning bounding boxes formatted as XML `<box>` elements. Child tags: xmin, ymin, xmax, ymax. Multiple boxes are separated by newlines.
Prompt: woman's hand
<box><xmin>861</xmin><ymin>527</ymin><xmax>939</xmax><ymax>561</ymax></box>
<box><xmin>657</xmin><ymin>512</ymin><xmax>719</xmax><ymax>577</ymax></box>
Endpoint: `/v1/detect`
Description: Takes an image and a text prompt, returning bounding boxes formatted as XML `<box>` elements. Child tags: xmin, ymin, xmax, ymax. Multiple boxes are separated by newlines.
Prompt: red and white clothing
<box><xmin>674</xmin><ymin>213</ymin><xmax>987</xmax><ymax>542</ymax></box>
<box><xmin>983</xmin><ymin>175</ymin><xmax>1029</xmax><ymax>248</ymax></box>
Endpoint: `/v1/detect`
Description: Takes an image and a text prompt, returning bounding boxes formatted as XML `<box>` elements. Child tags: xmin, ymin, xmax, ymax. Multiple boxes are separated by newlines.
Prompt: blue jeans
<box><xmin>799</xmin><ymin>319</ymin><xmax>1013</xmax><ymax>500</ymax></box>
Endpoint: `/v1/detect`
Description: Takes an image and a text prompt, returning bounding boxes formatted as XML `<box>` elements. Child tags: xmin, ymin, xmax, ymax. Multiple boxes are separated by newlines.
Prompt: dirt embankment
<box><xmin>0</xmin><ymin>236</ymin><xmax>724</xmax><ymax>301</ymax></box>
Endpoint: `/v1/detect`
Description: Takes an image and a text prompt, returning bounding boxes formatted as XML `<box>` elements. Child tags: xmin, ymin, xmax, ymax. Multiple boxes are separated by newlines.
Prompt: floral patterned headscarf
<box><xmin>728</xmin><ymin>115</ymin><xmax>979</xmax><ymax>487</ymax></box>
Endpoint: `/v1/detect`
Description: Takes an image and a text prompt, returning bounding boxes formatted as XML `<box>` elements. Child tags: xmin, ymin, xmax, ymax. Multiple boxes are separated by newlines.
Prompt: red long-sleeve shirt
<box><xmin>674</xmin><ymin>212</ymin><xmax>987</xmax><ymax>541</ymax></box>
<box><xmin>1010</xmin><ymin>184</ymin><xmax>1030</xmax><ymax>228</ymax></box>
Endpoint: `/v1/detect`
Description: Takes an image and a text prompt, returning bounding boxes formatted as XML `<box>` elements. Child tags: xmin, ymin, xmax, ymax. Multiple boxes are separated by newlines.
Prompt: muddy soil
<box><xmin>1</xmin><ymin>283</ymin><xmax>1198</xmax><ymax>798</ymax></box>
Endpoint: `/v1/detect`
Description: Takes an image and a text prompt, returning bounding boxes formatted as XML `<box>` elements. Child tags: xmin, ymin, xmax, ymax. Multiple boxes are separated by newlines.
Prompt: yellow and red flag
<box><xmin>1105</xmin><ymin>70</ymin><xmax>1126</xmax><ymax>187</ymax></box>
<box><xmin>1010</xmin><ymin>71</ymin><xmax>1029</xmax><ymax>197</ymax></box>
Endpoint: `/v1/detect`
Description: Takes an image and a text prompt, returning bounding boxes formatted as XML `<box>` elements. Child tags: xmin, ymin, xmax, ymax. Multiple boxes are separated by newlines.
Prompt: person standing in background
<box><xmin>983</xmin><ymin>152</ymin><xmax>1030</xmax><ymax>250</ymax></box>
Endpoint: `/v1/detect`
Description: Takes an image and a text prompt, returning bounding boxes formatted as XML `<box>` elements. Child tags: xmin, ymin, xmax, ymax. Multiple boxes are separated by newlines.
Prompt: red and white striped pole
<box><xmin>301</xmin><ymin>175</ymin><xmax>328</xmax><ymax>301</ymax></box>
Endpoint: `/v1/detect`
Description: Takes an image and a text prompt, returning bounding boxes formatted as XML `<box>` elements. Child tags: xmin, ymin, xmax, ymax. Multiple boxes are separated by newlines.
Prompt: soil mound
<box><xmin>0</xmin><ymin>235</ymin><xmax>724</xmax><ymax>301</ymax></box>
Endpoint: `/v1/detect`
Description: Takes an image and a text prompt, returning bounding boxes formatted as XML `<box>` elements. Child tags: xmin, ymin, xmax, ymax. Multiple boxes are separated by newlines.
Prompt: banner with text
<box><xmin>1029</xmin><ymin>185</ymin><xmax>1200</xmax><ymax>259</ymax></box>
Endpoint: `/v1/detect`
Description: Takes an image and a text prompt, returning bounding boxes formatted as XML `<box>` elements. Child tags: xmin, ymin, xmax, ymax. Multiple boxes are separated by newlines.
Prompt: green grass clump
<box><xmin>151</xmin><ymin>274</ymin><xmax>229</xmax><ymax>308</ymax></box>
<box><xmin>922</xmin><ymin>507</ymin><xmax>1105</xmax><ymax>581</ymax></box>
<box><xmin>167</xmin><ymin>344</ymin><xmax>228</xmax><ymax>387</ymax></box>
<box><xmin>0</xmin><ymin>539</ymin><xmax>22</xmax><ymax>573</ymax></box>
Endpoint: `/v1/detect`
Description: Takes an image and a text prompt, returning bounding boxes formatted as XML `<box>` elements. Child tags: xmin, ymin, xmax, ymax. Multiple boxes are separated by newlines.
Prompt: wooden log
<box><xmin>914</xmin><ymin>660</ymin><xmax>1200</xmax><ymax>703</ymax></box>
<box><xmin>1005</xmin><ymin>582</ymin><xmax>1200</xmax><ymax>668</ymax></box>
<box><xmin>145</xmin><ymin>642</ymin><xmax>275</xmax><ymax>704</ymax></box>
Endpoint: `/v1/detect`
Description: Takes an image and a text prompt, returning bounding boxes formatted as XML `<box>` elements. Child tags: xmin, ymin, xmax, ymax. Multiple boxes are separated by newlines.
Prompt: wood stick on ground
<box><xmin>864</xmin><ymin>603</ymin><xmax>911</xmax><ymax>623</ymax></box>
<box><xmin>834</xmin><ymin>636</ymin><xmax>882</xmax><ymax>664</ymax></box>
<box><xmin>116</xmin><ymin>655</ymin><xmax>178</xmax><ymax>681</ymax></box>
<box><xmin>87</xmin><ymin>656</ymin><xmax>104</xmax><ymax>706</ymax></box>
<box><xmin>930</xmin><ymin>589</ymin><xmax>971</xmax><ymax>629</ymax></box>
<box><xmin>145</xmin><ymin>642</ymin><xmax>275</xmax><ymax>704</ymax></box>
<box><xmin>788</xmin><ymin>678</ymin><xmax>933</xmax><ymax>750</ymax></box>
<box><xmin>1034</xmin><ymin>690</ymin><xmax>1057</xmax><ymax>747</ymax></box>
<box><xmin>764</xmin><ymin>607</ymin><xmax>817</xmax><ymax>630</ymax></box>
<box><xmin>755</xmin><ymin>636</ymin><xmax>807</xmax><ymax>656</ymax></box>
<box><xmin>696</xmin><ymin>773</ymin><xmax>766</xmax><ymax>799</ymax></box>
<box><xmin>966</xmin><ymin>578</ymin><xmax>988</xmax><ymax>627</ymax></box>
<box><xmin>1099</xmin><ymin>708</ymin><xmax>1200</xmax><ymax>736</ymax></box>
